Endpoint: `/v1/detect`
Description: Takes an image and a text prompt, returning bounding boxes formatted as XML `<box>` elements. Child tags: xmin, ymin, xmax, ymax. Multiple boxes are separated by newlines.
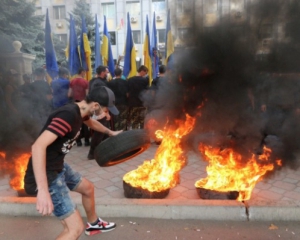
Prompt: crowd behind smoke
<box><xmin>144</xmin><ymin>0</ymin><xmax>300</xmax><ymax>173</ymax></box>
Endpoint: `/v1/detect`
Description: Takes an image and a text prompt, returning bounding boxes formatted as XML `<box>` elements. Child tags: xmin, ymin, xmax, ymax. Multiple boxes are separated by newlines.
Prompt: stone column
<box><xmin>0</xmin><ymin>41</ymin><xmax>36</xmax><ymax>85</ymax></box>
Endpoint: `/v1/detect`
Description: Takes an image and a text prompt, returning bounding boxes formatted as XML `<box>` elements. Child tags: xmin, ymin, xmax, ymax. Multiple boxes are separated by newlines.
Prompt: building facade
<box><xmin>32</xmin><ymin>0</ymin><xmax>285</xmax><ymax>64</ymax></box>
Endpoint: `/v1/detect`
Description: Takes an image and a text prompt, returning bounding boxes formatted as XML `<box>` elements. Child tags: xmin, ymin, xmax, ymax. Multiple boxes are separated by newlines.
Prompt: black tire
<box><xmin>95</xmin><ymin>129</ymin><xmax>151</xmax><ymax>167</ymax></box>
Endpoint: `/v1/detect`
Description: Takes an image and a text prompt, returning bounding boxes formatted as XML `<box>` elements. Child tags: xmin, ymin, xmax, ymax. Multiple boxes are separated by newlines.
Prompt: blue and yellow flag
<box><xmin>67</xmin><ymin>14</ymin><xmax>81</xmax><ymax>77</ymax></box>
<box><xmin>151</xmin><ymin>12</ymin><xmax>159</xmax><ymax>79</ymax></box>
<box><xmin>79</xmin><ymin>16</ymin><xmax>92</xmax><ymax>81</ymax></box>
<box><xmin>94</xmin><ymin>14</ymin><xmax>102</xmax><ymax>73</ymax></box>
<box><xmin>45</xmin><ymin>9</ymin><xmax>58</xmax><ymax>82</ymax></box>
<box><xmin>123</xmin><ymin>13</ymin><xmax>137</xmax><ymax>78</ymax></box>
<box><xmin>143</xmin><ymin>15</ymin><xmax>152</xmax><ymax>85</ymax></box>
<box><xmin>165</xmin><ymin>9</ymin><xmax>174</xmax><ymax>68</ymax></box>
<box><xmin>101</xmin><ymin>15</ymin><xmax>115</xmax><ymax>77</ymax></box>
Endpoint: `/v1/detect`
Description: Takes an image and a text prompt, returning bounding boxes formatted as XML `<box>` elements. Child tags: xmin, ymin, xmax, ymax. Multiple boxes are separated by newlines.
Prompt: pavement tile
<box><xmin>255</xmin><ymin>190</ymin><xmax>283</xmax><ymax>201</ymax></box>
<box><xmin>283</xmin><ymin>191</ymin><xmax>300</xmax><ymax>200</ymax></box>
<box><xmin>93</xmin><ymin>179</ymin><xmax>113</xmax><ymax>188</ymax></box>
<box><xmin>105</xmin><ymin>185</ymin><xmax>119</xmax><ymax>193</ymax></box>
<box><xmin>272</xmin><ymin>181</ymin><xmax>296</xmax><ymax>191</ymax></box>
<box><xmin>269</xmin><ymin>186</ymin><xmax>287</xmax><ymax>194</ymax></box>
<box><xmin>172</xmin><ymin>185</ymin><xmax>188</xmax><ymax>193</ymax></box>
<box><xmin>283</xmin><ymin>177</ymin><xmax>299</xmax><ymax>184</ymax></box>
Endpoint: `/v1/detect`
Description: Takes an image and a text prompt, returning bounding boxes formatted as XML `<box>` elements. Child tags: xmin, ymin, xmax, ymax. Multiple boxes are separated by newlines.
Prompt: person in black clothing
<box><xmin>88</xmin><ymin>65</ymin><xmax>108</xmax><ymax>92</ymax></box>
<box><xmin>30</xmin><ymin>67</ymin><xmax>53</xmax><ymax>129</ymax></box>
<box><xmin>87</xmin><ymin>65</ymin><xmax>111</xmax><ymax>160</ymax></box>
<box><xmin>107</xmin><ymin>68</ymin><xmax>128</xmax><ymax>130</ymax></box>
<box><xmin>19</xmin><ymin>73</ymin><xmax>32</xmax><ymax>98</ymax></box>
<box><xmin>127</xmin><ymin>65</ymin><xmax>149</xmax><ymax>129</ymax></box>
<box><xmin>24</xmin><ymin>86</ymin><xmax>121</xmax><ymax>239</ymax></box>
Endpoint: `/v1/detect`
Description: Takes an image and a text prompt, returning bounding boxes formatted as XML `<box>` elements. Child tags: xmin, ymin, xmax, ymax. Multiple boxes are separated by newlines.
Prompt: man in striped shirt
<box><xmin>24</xmin><ymin>86</ymin><xmax>121</xmax><ymax>238</ymax></box>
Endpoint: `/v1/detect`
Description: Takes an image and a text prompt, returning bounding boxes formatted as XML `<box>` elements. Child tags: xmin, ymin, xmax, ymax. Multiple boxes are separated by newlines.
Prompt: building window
<box><xmin>230</xmin><ymin>0</ymin><xmax>244</xmax><ymax>11</ymax></box>
<box><xmin>230</xmin><ymin>0</ymin><xmax>244</xmax><ymax>20</ymax></box>
<box><xmin>53</xmin><ymin>6</ymin><xmax>66</xmax><ymax>20</ymax></box>
<box><xmin>35</xmin><ymin>7</ymin><xmax>42</xmax><ymax>16</ymax></box>
<box><xmin>204</xmin><ymin>0</ymin><xmax>218</xmax><ymax>13</ymax></box>
<box><xmin>57</xmin><ymin>34</ymin><xmax>67</xmax><ymax>45</ymax></box>
<box><xmin>126</xmin><ymin>1</ymin><xmax>140</xmax><ymax>16</ymax></box>
<box><xmin>109</xmin><ymin>32</ymin><xmax>116</xmax><ymax>45</ymax></box>
<box><xmin>177</xmin><ymin>0</ymin><xmax>192</xmax><ymax>14</ymax></box>
<box><xmin>132</xmin><ymin>30</ymin><xmax>141</xmax><ymax>44</ymax></box>
<box><xmin>101</xmin><ymin>3</ymin><xmax>115</xmax><ymax>18</ymax></box>
<box><xmin>178</xmin><ymin>28</ymin><xmax>192</xmax><ymax>41</ymax></box>
<box><xmin>152</xmin><ymin>0</ymin><xmax>166</xmax><ymax>13</ymax></box>
<box><xmin>157</xmin><ymin>29</ymin><xmax>166</xmax><ymax>43</ymax></box>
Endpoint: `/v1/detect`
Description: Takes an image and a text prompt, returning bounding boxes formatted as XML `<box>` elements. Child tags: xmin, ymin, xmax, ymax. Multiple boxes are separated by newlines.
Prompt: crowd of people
<box><xmin>0</xmin><ymin>64</ymin><xmax>167</xmax><ymax>158</ymax></box>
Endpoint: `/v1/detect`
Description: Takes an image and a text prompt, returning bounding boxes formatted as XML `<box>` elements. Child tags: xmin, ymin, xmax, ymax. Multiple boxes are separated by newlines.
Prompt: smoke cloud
<box><xmin>143</xmin><ymin>0</ymin><xmax>300</xmax><ymax>172</ymax></box>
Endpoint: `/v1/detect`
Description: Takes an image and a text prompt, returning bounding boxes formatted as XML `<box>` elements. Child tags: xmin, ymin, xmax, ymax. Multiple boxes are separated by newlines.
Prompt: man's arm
<box><xmin>84</xmin><ymin>118</ymin><xmax>122</xmax><ymax>136</ymax></box>
<box><xmin>31</xmin><ymin>130</ymin><xmax>58</xmax><ymax>216</ymax></box>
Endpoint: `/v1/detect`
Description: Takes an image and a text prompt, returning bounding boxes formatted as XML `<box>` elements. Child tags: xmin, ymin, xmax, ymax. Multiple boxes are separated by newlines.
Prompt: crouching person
<box><xmin>24</xmin><ymin>86</ymin><xmax>122</xmax><ymax>239</ymax></box>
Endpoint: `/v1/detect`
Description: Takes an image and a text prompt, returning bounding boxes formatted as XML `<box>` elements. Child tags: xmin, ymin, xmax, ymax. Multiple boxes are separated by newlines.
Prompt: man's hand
<box><xmin>36</xmin><ymin>189</ymin><xmax>54</xmax><ymax>216</ymax></box>
<box><xmin>109</xmin><ymin>130</ymin><xmax>123</xmax><ymax>137</ymax></box>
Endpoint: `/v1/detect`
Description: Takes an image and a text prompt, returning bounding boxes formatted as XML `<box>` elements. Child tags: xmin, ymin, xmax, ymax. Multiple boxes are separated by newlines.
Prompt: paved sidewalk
<box><xmin>0</xmin><ymin>142</ymin><xmax>300</xmax><ymax>221</ymax></box>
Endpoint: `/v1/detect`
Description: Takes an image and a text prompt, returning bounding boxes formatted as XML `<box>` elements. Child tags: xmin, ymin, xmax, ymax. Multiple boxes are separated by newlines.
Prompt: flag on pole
<box><xmin>79</xmin><ymin>16</ymin><xmax>92</xmax><ymax>80</ymax></box>
<box><xmin>101</xmin><ymin>15</ymin><xmax>115</xmax><ymax>77</ymax></box>
<box><xmin>143</xmin><ymin>15</ymin><xmax>152</xmax><ymax>85</ymax></box>
<box><xmin>123</xmin><ymin>13</ymin><xmax>137</xmax><ymax>78</ymax></box>
<box><xmin>165</xmin><ymin>9</ymin><xmax>174</xmax><ymax>68</ymax></box>
<box><xmin>94</xmin><ymin>14</ymin><xmax>102</xmax><ymax>73</ymax></box>
<box><xmin>151</xmin><ymin>12</ymin><xmax>159</xmax><ymax>80</ymax></box>
<box><xmin>67</xmin><ymin>14</ymin><xmax>81</xmax><ymax>77</ymax></box>
<box><xmin>45</xmin><ymin>9</ymin><xmax>58</xmax><ymax>81</ymax></box>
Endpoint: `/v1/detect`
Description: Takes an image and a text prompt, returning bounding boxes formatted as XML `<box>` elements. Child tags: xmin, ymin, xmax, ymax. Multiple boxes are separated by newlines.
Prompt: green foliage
<box><xmin>71</xmin><ymin>0</ymin><xmax>97</xmax><ymax>70</ymax></box>
<box><xmin>0</xmin><ymin>0</ymin><xmax>45</xmax><ymax>68</ymax></box>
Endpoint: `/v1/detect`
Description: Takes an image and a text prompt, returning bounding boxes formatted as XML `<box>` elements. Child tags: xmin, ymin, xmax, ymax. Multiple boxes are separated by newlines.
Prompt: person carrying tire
<box><xmin>24</xmin><ymin>86</ymin><xmax>121</xmax><ymax>239</ymax></box>
<box><xmin>87</xmin><ymin>65</ymin><xmax>112</xmax><ymax>160</ymax></box>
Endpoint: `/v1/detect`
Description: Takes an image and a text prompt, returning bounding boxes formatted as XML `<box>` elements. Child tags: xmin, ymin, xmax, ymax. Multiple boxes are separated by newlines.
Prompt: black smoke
<box><xmin>143</xmin><ymin>0</ymin><xmax>300</xmax><ymax>172</ymax></box>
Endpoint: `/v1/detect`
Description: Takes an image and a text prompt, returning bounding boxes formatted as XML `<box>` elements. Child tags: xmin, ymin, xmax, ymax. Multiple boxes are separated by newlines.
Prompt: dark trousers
<box><xmin>88</xmin><ymin>118</ymin><xmax>110</xmax><ymax>156</ymax></box>
<box><xmin>76</xmin><ymin>123</ymin><xmax>90</xmax><ymax>143</ymax></box>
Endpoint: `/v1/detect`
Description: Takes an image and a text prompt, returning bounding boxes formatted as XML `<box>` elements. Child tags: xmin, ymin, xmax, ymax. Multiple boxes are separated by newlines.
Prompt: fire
<box><xmin>0</xmin><ymin>152</ymin><xmax>30</xmax><ymax>190</ymax></box>
<box><xmin>195</xmin><ymin>145</ymin><xmax>281</xmax><ymax>201</ymax></box>
<box><xmin>123</xmin><ymin>114</ymin><xmax>195</xmax><ymax>192</ymax></box>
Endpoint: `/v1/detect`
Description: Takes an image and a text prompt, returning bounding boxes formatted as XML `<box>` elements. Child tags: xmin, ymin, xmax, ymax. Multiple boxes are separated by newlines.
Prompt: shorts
<box><xmin>49</xmin><ymin>163</ymin><xmax>82</xmax><ymax>220</ymax></box>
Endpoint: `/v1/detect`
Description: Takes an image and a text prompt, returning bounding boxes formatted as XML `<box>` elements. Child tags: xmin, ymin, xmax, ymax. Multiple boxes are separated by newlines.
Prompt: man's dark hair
<box><xmin>159</xmin><ymin>65</ymin><xmax>166</xmax><ymax>74</ymax></box>
<box><xmin>77</xmin><ymin>67</ymin><xmax>85</xmax><ymax>75</ymax></box>
<box><xmin>58</xmin><ymin>67</ymin><xmax>69</xmax><ymax>77</ymax></box>
<box><xmin>114</xmin><ymin>68</ymin><xmax>122</xmax><ymax>77</ymax></box>
<box><xmin>96</xmin><ymin>65</ymin><xmax>107</xmax><ymax>75</ymax></box>
<box><xmin>23</xmin><ymin>73</ymin><xmax>31</xmax><ymax>81</ymax></box>
<box><xmin>34</xmin><ymin>67</ymin><xmax>46</xmax><ymax>76</ymax></box>
<box><xmin>138</xmin><ymin>65</ymin><xmax>148</xmax><ymax>73</ymax></box>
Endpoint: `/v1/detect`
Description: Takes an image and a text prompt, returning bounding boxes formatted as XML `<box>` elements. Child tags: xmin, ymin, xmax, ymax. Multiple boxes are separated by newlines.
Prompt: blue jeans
<box><xmin>49</xmin><ymin>163</ymin><xmax>82</xmax><ymax>220</ymax></box>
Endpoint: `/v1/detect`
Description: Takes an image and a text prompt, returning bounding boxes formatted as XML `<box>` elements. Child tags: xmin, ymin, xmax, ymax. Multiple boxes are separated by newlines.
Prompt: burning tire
<box><xmin>196</xmin><ymin>187</ymin><xmax>239</xmax><ymax>200</ymax></box>
<box><xmin>123</xmin><ymin>180</ymin><xmax>170</xmax><ymax>199</ymax></box>
<box><xmin>94</xmin><ymin>129</ymin><xmax>151</xmax><ymax>167</ymax></box>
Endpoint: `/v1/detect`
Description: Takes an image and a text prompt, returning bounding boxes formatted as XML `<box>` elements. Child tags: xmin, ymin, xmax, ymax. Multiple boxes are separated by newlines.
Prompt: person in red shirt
<box><xmin>68</xmin><ymin>68</ymin><xmax>90</xmax><ymax>146</ymax></box>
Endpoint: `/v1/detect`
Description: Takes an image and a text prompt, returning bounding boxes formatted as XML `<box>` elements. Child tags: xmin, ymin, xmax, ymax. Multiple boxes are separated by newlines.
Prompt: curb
<box><xmin>1</xmin><ymin>197</ymin><xmax>300</xmax><ymax>221</ymax></box>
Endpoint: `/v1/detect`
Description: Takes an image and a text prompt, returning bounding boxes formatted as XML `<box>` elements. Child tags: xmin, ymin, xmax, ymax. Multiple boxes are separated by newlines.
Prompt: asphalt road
<box><xmin>0</xmin><ymin>215</ymin><xmax>300</xmax><ymax>240</ymax></box>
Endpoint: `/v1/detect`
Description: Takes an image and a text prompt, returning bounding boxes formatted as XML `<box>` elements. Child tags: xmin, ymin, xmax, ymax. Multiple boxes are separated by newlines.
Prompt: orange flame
<box><xmin>195</xmin><ymin>145</ymin><xmax>281</xmax><ymax>201</ymax></box>
<box><xmin>0</xmin><ymin>152</ymin><xmax>30</xmax><ymax>190</ymax></box>
<box><xmin>123</xmin><ymin>114</ymin><xmax>195</xmax><ymax>192</ymax></box>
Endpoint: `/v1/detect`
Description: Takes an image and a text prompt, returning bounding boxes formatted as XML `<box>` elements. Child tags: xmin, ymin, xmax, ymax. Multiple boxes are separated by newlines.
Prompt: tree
<box><xmin>71</xmin><ymin>0</ymin><xmax>97</xmax><ymax>71</ymax></box>
<box><xmin>0</xmin><ymin>0</ymin><xmax>45</xmax><ymax>68</ymax></box>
